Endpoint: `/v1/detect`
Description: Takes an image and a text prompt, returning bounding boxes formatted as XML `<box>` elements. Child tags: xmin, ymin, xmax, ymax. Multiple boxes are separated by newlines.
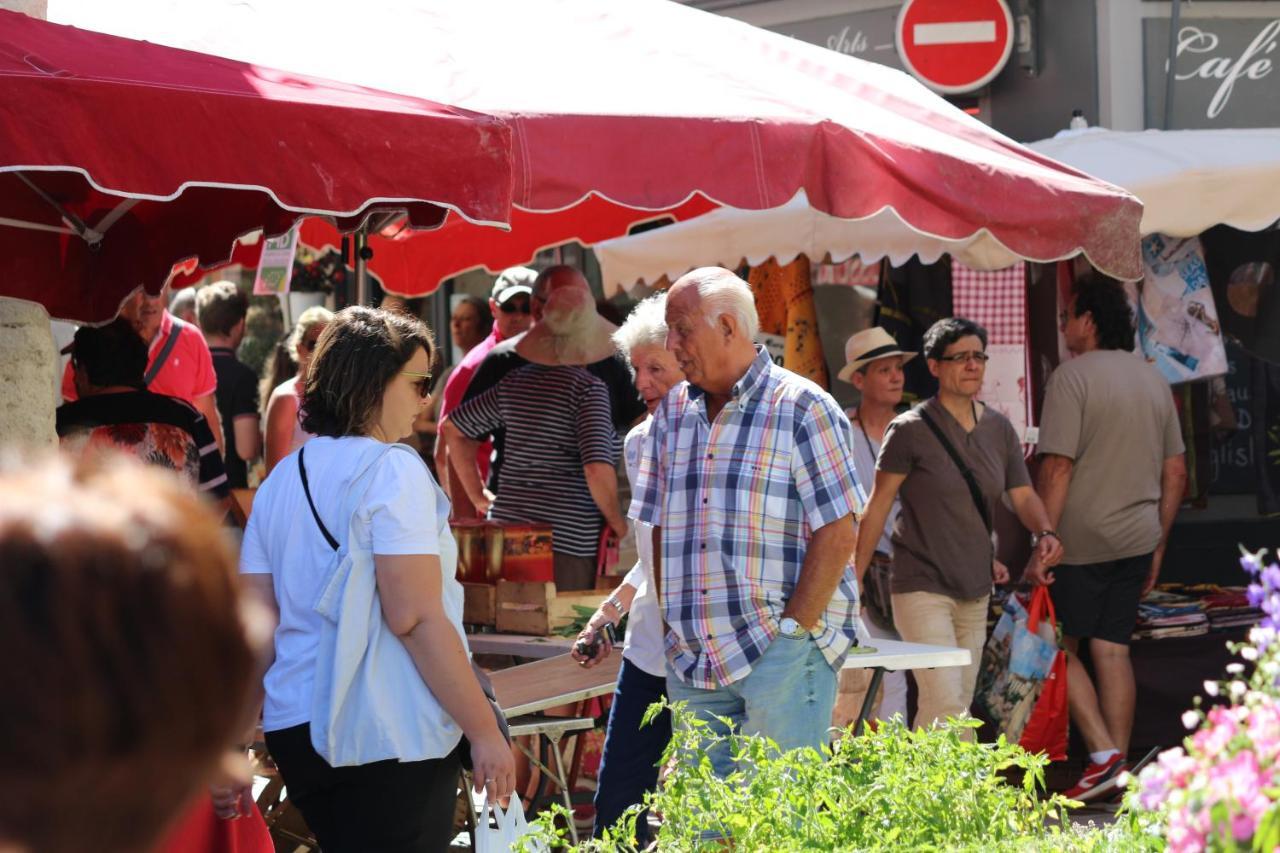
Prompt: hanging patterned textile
<box><xmin>951</xmin><ymin>260</ymin><xmax>1035</xmax><ymax>455</ymax></box>
<box><xmin>748</xmin><ymin>256</ymin><xmax>829</xmax><ymax>388</ymax></box>
<box><xmin>1127</xmin><ymin>235</ymin><xmax>1229</xmax><ymax>384</ymax></box>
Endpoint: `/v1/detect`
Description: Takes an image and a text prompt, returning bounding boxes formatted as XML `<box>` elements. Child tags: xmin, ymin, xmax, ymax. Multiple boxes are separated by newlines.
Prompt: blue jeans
<box><xmin>665</xmin><ymin>632</ymin><xmax>837</xmax><ymax>778</ymax></box>
<box><xmin>592</xmin><ymin>659</ymin><xmax>671</xmax><ymax>842</ymax></box>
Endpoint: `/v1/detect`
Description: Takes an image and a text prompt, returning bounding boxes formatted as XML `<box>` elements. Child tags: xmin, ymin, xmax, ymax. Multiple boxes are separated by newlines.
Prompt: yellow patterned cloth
<box><xmin>748</xmin><ymin>257</ymin><xmax>829</xmax><ymax>388</ymax></box>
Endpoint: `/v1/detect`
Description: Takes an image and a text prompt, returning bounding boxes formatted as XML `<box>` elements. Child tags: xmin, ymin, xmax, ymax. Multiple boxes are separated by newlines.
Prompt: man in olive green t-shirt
<box><xmin>1027</xmin><ymin>273</ymin><xmax>1187</xmax><ymax>803</ymax></box>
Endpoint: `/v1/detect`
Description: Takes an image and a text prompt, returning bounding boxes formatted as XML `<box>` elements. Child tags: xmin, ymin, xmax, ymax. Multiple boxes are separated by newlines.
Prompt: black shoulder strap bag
<box><xmin>297</xmin><ymin>446</ymin><xmax>510</xmax><ymax>767</ymax></box>
<box><xmin>917</xmin><ymin>406</ymin><xmax>996</xmax><ymax>564</ymax></box>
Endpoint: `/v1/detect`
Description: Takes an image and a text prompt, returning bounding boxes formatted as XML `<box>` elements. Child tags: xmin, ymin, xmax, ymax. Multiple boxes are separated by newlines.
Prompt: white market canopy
<box><xmin>595</xmin><ymin>127</ymin><xmax>1280</xmax><ymax>295</ymax></box>
<box><xmin>594</xmin><ymin>188</ymin><xmax>1040</xmax><ymax>297</ymax></box>
<box><xmin>1027</xmin><ymin>128</ymin><xmax>1280</xmax><ymax>239</ymax></box>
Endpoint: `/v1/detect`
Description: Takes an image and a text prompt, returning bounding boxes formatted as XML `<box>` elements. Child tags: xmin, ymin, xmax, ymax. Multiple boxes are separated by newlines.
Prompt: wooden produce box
<box><xmin>462</xmin><ymin>582</ymin><xmax>497</xmax><ymax>627</ymax></box>
<box><xmin>495</xmin><ymin>580</ymin><xmax>607</xmax><ymax>636</ymax></box>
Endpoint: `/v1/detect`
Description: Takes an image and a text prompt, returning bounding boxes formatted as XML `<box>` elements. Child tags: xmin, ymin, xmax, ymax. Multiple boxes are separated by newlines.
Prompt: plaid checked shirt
<box><xmin>629</xmin><ymin>347</ymin><xmax>865</xmax><ymax>689</ymax></box>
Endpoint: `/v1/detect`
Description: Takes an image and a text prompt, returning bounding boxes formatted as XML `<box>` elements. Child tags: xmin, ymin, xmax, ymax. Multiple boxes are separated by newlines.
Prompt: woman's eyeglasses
<box><xmin>400</xmin><ymin>370</ymin><xmax>432</xmax><ymax>398</ymax></box>
<box><xmin>298</xmin><ymin>335</ymin><xmax>321</xmax><ymax>353</ymax></box>
<box><xmin>937</xmin><ymin>351</ymin><xmax>990</xmax><ymax>364</ymax></box>
<box><xmin>498</xmin><ymin>299</ymin><xmax>532</xmax><ymax>315</ymax></box>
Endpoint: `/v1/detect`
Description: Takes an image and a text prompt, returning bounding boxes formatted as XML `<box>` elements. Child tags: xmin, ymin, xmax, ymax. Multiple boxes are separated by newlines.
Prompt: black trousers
<box><xmin>265</xmin><ymin>724</ymin><xmax>462</xmax><ymax>853</ymax></box>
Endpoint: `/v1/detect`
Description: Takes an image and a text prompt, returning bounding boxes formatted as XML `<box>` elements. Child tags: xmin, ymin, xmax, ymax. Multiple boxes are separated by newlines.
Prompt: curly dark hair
<box><xmin>922</xmin><ymin>317</ymin><xmax>989</xmax><ymax>361</ymax></box>
<box><xmin>300</xmin><ymin>306</ymin><xmax>435</xmax><ymax>437</ymax></box>
<box><xmin>1071</xmin><ymin>272</ymin><xmax>1136</xmax><ymax>352</ymax></box>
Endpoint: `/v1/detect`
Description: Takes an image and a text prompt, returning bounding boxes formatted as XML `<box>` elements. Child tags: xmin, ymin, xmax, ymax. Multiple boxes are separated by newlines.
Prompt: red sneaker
<box><xmin>1063</xmin><ymin>753</ymin><xmax>1128</xmax><ymax>802</ymax></box>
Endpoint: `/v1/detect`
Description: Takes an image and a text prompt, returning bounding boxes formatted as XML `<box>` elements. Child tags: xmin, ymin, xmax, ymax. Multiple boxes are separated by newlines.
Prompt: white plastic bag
<box><xmin>475</xmin><ymin>794</ymin><xmax>546</xmax><ymax>853</ymax></box>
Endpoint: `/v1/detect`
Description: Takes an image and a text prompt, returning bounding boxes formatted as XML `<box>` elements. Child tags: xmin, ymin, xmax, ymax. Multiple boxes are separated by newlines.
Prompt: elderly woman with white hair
<box><xmin>571</xmin><ymin>293</ymin><xmax>683</xmax><ymax>845</ymax></box>
<box><xmin>264</xmin><ymin>305</ymin><xmax>334</xmax><ymax>474</ymax></box>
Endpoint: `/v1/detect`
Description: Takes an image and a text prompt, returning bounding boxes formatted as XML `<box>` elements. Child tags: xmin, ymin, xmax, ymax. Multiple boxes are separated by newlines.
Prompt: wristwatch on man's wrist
<box><xmin>779</xmin><ymin>616</ymin><xmax>802</xmax><ymax>637</ymax></box>
<box><xmin>1030</xmin><ymin>530</ymin><xmax>1059</xmax><ymax>549</ymax></box>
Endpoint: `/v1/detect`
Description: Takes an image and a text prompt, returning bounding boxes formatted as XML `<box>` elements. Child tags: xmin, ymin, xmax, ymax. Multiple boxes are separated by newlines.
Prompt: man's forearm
<box><xmin>583</xmin><ymin>462</ymin><xmax>625</xmax><ymax>530</ymax></box>
<box><xmin>1009</xmin><ymin>486</ymin><xmax>1054</xmax><ymax>535</ymax></box>
<box><xmin>784</xmin><ymin>515</ymin><xmax>857</xmax><ymax>630</ymax></box>
<box><xmin>1157</xmin><ymin>455</ymin><xmax>1188</xmax><ymax>546</ymax></box>
<box><xmin>1034</xmin><ymin>455</ymin><xmax>1074</xmax><ymax>529</ymax></box>
<box><xmin>441</xmin><ymin>422</ymin><xmax>486</xmax><ymax>504</ymax></box>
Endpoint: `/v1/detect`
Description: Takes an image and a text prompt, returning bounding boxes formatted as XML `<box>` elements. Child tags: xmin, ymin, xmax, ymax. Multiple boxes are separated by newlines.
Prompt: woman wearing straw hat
<box><xmin>833</xmin><ymin>327</ymin><xmax>915</xmax><ymax>728</ymax></box>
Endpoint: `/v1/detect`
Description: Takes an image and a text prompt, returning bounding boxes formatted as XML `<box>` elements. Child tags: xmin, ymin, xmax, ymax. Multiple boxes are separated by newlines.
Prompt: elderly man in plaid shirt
<box><xmin>629</xmin><ymin>267</ymin><xmax>863</xmax><ymax>775</ymax></box>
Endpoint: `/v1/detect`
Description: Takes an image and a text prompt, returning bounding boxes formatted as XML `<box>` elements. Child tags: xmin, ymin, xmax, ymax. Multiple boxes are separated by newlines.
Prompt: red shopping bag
<box><xmin>1018</xmin><ymin>587</ymin><xmax>1068</xmax><ymax>761</ymax></box>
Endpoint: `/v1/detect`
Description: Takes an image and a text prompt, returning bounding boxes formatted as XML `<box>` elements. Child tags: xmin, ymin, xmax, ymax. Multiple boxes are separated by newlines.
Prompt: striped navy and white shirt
<box><xmin>629</xmin><ymin>347</ymin><xmax>864</xmax><ymax>688</ymax></box>
<box><xmin>449</xmin><ymin>364</ymin><xmax>620</xmax><ymax>558</ymax></box>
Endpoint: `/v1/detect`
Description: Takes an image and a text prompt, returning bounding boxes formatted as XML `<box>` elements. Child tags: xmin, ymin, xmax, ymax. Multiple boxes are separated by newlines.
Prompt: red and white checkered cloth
<box><xmin>951</xmin><ymin>260</ymin><xmax>1035</xmax><ymax>455</ymax></box>
<box><xmin>950</xmin><ymin>261</ymin><xmax>1026</xmax><ymax>345</ymax></box>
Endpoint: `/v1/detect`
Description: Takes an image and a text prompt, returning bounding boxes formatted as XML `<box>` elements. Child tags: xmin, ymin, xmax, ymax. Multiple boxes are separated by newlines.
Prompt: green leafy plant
<box><xmin>518</xmin><ymin>702</ymin><xmax>1103</xmax><ymax>851</ymax></box>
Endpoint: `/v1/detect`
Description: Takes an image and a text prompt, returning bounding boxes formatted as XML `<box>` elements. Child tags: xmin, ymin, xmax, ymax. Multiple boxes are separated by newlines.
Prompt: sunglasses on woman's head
<box><xmin>401</xmin><ymin>370</ymin><xmax>432</xmax><ymax>397</ymax></box>
<box><xmin>498</xmin><ymin>299</ymin><xmax>532</xmax><ymax>315</ymax></box>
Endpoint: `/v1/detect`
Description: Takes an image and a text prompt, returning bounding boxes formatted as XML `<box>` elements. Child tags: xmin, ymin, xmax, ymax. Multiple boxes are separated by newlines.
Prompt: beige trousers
<box><xmin>891</xmin><ymin>590</ymin><xmax>989</xmax><ymax>738</ymax></box>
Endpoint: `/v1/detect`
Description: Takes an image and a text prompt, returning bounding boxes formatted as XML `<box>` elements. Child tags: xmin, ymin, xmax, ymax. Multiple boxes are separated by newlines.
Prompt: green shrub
<box><xmin>520</xmin><ymin>702</ymin><xmax>1111</xmax><ymax>852</ymax></box>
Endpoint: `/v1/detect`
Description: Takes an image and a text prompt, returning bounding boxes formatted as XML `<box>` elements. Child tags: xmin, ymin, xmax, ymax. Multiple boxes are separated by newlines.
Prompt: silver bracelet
<box><xmin>604</xmin><ymin>594</ymin><xmax>627</xmax><ymax>615</ymax></box>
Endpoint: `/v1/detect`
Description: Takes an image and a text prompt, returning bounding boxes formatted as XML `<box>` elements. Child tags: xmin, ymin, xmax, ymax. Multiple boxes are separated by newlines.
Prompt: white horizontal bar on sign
<box><xmin>913</xmin><ymin>21</ymin><xmax>996</xmax><ymax>46</ymax></box>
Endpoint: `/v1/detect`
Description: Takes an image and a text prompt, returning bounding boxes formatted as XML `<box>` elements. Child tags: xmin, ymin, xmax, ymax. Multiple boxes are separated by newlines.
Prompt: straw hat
<box><xmin>836</xmin><ymin>327</ymin><xmax>916</xmax><ymax>384</ymax></box>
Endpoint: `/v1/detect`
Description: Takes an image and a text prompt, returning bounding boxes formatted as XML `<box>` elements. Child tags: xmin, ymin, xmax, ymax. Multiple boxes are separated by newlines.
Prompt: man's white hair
<box><xmin>612</xmin><ymin>293</ymin><xmax>667</xmax><ymax>365</ymax></box>
<box><xmin>680</xmin><ymin>267</ymin><xmax>759</xmax><ymax>340</ymax></box>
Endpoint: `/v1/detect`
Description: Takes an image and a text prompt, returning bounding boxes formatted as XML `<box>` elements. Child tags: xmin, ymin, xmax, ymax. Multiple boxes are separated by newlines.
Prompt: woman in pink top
<box><xmin>264</xmin><ymin>306</ymin><xmax>332</xmax><ymax>474</ymax></box>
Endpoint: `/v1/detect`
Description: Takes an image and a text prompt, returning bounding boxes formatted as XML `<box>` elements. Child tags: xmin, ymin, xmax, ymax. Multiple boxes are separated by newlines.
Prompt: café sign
<box><xmin>1143</xmin><ymin>17</ymin><xmax>1280</xmax><ymax>128</ymax></box>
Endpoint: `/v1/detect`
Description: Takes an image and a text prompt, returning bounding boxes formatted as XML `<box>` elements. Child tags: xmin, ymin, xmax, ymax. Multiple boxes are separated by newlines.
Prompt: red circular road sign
<box><xmin>896</xmin><ymin>0</ymin><xmax>1014</xmax><ymax>95</ymax></box>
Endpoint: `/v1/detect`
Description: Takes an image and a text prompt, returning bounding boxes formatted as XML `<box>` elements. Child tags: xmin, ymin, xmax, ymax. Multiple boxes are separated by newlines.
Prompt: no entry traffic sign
<box><xmin>896</xmin><ymin>0</ymin><xmax>1014</xmax><ymax>94</ymax></box>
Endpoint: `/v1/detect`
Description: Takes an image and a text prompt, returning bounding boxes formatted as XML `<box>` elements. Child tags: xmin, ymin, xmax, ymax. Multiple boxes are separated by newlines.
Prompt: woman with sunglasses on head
<box><xmin>853</xmin><ymin>317</ymin><xmax>1063</xmax><ymax>735</ymax></box>
<box><xmin>263</xmin><ymin>306</ymin><xmax>333</xmax><ymax>474</ymax></box>
<box><xmin>240</xmin><ymin>306</ymin><xmax>515</xmax><ymax>852</ymax></box>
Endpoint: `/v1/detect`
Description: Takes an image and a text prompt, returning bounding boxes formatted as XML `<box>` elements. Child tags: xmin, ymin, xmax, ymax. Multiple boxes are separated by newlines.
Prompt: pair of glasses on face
<box><xmin>499</xmin><ymin>299</ymin><xmax>532</xmax><ymax>315</ymax></box>
<box><xmin>938</xmin><ymin>350</ymin><xmax>990</xmax><ymax>365</ymax></box>
<box><xmin>401</xmin><ymin>370</ymin><xmax>432</xmax><ymax>398</ymax></box>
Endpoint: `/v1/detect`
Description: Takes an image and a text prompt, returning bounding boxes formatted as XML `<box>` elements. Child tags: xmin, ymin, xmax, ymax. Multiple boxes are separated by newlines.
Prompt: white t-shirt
<box><xmin>241</xmin><ymin>435</ymin><xmax>463</xmax><ymax>732</ymax></box>
<box><xmin>621</xmin><ymin>419</ymin><xmax>665</xmax><ymax>678</ymax></box>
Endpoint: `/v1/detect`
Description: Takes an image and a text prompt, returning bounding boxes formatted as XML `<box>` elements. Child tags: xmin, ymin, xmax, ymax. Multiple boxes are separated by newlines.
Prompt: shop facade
<box><xmin>693</xmin><ymin>0</ymin><xmax>1280</xmax><ymax>139</ymax></box>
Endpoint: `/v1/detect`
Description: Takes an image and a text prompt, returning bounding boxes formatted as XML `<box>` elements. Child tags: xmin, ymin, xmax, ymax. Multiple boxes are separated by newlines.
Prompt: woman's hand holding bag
<box><xmin>468</xmin><ymin>727</ymin><xmax>516</xmax><ymax>805</ymax></box>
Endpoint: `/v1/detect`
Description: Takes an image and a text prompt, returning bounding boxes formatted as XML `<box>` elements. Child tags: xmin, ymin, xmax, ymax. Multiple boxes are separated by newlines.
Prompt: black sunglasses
<box><xmin>499</xmin><ymin>299</ymin><xmax>532</xmax><ymax>315</ymax></box>
<box><xmin>400</xmin><ymin>370</ymin><xmax>432</xmax><ymax>398</ymax></box>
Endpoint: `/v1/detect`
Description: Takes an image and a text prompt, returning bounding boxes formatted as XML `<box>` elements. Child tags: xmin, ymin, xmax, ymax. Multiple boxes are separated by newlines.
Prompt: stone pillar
<box><xmin>0</xmin><ymin>298</ymin><xmax>58</xmax><ymax>450</ymax></box>
<box><xmin>2</xmin><ymin>6</ymin><xmax>55</xmax><ymax>449</ymax></box>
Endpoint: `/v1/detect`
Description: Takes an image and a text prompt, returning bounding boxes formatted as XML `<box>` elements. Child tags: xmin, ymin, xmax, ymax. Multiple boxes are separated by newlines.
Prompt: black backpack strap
<box><xmin>144</xmin><ymin>315</ymin><xmax>185</xmax><ymax>385</ymax></box>
<box><xmin>298</xmin><ymin>446</ymin><xmax>339</xmax><ymax>552</ymax></box>
<box><xmin>918</xmin><ymin>407</ymin><xmax>992</xmax><ymax>535</ymax></box>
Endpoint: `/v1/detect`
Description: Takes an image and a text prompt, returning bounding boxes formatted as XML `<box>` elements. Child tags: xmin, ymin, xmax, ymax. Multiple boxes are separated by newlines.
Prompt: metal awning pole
<box><xmin>354</xmin><ymin>227</ymin><xmax>370</xmax><ymax>306</ymax></box>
